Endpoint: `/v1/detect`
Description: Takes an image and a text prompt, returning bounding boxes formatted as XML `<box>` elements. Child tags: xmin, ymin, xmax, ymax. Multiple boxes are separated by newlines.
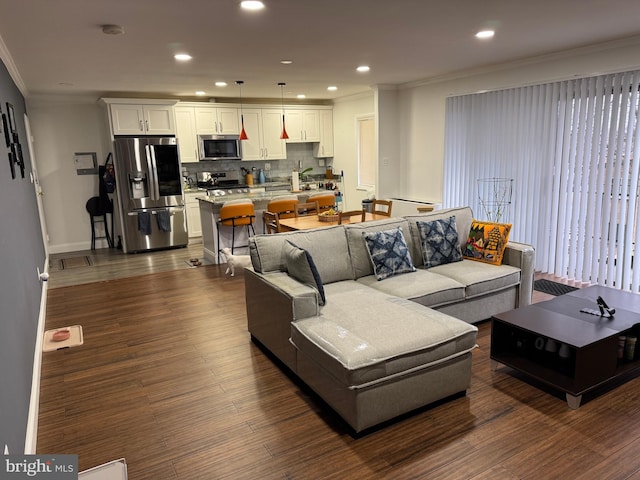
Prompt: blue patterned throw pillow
<box><xmin>417</xmin><ymin>216</ymin><xmax>463</xmax><ymax>268</ymax></box>
<box><xmin>363</xmin><ymin>227</ymin><xmax>416</xmax><ymax>280</ymax></box>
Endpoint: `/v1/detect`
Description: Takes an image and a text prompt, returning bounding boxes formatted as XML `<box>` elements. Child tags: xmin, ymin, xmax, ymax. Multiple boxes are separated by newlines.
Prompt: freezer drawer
<box><xmin>123</xmin><ymin>207</ymin><xmax>188</xmax><ymax>253</ymax></box>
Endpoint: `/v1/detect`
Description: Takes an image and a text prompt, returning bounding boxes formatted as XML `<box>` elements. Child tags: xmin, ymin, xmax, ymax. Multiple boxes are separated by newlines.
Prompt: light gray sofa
<box><xmin>245</xmin><ymin>206</ymin><xmax>535</xmax><ymax>432</ymax></box>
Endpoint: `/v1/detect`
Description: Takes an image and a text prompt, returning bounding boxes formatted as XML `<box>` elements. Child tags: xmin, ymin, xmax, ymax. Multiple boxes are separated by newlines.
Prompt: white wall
<box><xmin>27</xmin><ymin>98</ymin><xmax>111</xmax><ymax>253</ymax></box>
<box><xmin>332</xmin><ymin>92</ymin><xmax>375</xmax><ymax>210</ymax></box>
<box><xmin>376</xmin><ymin>87</ymin><xmax>401</xmax><ymax>201</ymax></box>
<box><xmin>396</xmin><ymin>36</ymin><xmax>640</xmax><ymax>205</ymax></box>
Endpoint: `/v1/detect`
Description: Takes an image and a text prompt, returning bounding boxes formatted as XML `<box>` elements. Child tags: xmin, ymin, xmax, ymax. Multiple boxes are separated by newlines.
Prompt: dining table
<box><xmin>278</xmin><ymin>212</ymin><xmax>388</xmax><ymax>231</ymax></box>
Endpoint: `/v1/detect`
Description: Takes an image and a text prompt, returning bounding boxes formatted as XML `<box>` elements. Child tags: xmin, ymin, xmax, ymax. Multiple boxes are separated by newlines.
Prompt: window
<box><xmin>357</xmin><ymin>115</ymin><xmax>375</xmax><ymax>188</ymax></box>
<box><xmin>444</xmin><ymin>70</ymin><xmax>640</xmax><ymax>292</ymax></box>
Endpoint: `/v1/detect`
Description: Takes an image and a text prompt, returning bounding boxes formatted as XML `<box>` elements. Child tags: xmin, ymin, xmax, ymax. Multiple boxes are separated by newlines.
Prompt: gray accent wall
<box><xmin>0</xmin><ymin>58</ymin><xmax>46</xmax><ymax>452</ymax></box>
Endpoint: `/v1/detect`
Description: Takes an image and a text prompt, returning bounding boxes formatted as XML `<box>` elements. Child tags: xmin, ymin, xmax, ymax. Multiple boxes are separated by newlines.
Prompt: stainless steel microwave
<box><xmin>198</xmin><ymin>134</ymin><xmax>242</xmax><ymax>161</ymax></box>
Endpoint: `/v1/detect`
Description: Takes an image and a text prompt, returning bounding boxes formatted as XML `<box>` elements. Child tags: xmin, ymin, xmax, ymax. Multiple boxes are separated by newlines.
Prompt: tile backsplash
<box><xmin>182</xmin><ymin>143</ymin><xmax>332</xmax><ymax>183</ymax></box>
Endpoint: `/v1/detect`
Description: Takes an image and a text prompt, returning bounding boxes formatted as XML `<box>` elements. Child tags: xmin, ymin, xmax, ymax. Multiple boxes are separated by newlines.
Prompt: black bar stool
<box><xmin>86</xmin><ymin>196</ymin><xmax>113</xmax><ymax>250</ymax></box>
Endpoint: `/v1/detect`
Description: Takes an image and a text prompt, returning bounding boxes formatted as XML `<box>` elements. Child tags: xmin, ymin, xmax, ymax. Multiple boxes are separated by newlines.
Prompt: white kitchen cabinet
<box><xmin>313</xmin><ymin>109</ymin><xmax>334</xmax><ymax>158</ymax></box>
<box><xmin>240</xmin><ymin>108</ymin><xmax>287</xmax><ymax>161</ymax></box>
<box><xmin>285</xmin><ymin>109</ymin><xmax>320</xmax><ymax>142</ymax></box>
<box><xmin>174</xmin><ymin>107</ymin><xmax>199</xmax><ymax>163</ymax></box>
<box><xmin>195</xmin><ymin>106</ymin><xmax>239</xmax><ymax>135</ymax></box>
<box><xmin>109</xmin><ymin>104</ymin><xmax>176</xmax><ymax>135</ymax></box>
<box><xmin>185</xmin><ymin>192</ymin><xmax>202</xmax><ymax>238</ymax></box>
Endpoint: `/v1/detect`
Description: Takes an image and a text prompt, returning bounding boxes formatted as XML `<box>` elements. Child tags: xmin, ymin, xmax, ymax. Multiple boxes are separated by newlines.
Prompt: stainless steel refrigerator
<box><xmin>113</xmin><ymin>136</ymin><xmax>188</xmax><ymax>253</ymax></box>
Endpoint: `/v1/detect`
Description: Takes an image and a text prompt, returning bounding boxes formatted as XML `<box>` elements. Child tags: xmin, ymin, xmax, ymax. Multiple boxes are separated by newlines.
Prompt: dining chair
<box><xmin>338</xmin><ymin>209</ymin><xmax>366</xmax><ymax>224</ymax></box>
<box><xmin>217</xmin><ymin>200</ymin><xmax>256</xmax><ymax>263</ymax></box>
<box><xmin>263</xmin><ymin>210</ymin><xmax>282</xmax><ymax>234</ymax></box>
<box><xmin>307</xmin><ymin>193</ymin><xmax>336</xmax><ymax>213</ymax></box>
<box><xmin>294</xmin><ymin>201</ymin><xmax>319</xmax><ymax>217</ymax></box>
<box><xmin>417</xmin><ymin>205</ymin><xmax>435</xmax><ymax>213</ymax></box>
<box><xmin>372</xmin><ymin>199</ymin><xmax>393</xmax><ymax>216</ymax></box>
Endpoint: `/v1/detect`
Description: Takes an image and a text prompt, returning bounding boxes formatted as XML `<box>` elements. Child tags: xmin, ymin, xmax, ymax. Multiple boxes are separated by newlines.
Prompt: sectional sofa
<box><xmin>245</xmin><ymin>206</ymin><xmax>535</xmax><ymax>432</ymax></box>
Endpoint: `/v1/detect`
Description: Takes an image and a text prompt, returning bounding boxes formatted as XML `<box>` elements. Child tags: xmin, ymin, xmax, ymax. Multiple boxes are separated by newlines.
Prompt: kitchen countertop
<box><xmin>197</xmin><ymin>190</ymin><xmax>314</xmax><ymax>205</ymax></box>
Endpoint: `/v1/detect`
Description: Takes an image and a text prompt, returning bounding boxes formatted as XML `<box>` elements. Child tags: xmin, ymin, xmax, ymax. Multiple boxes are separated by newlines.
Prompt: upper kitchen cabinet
<box><xmin>102</xmin><ymin>99</ymin><xmax>178</xmax><ymax>135</ymax></box>
<box><xmin>313</xmin><ymin>109</ymin><xmax>334</xmax><ymax>158</ymax></box>
<box><xmin>174</xmin><ymin>106</ymin><xmax>199</xmax><ymax>163</ymax></box>
<box><xmin>284</xmin><ymin>109</ymin><xmax>320</xmax><ymax>142</ymax></box>
<box><xmin>194</xmin><ymin>106</ymin><xmax>239</xmax><ymax>135</ymax></box>
<box><xmin>240</xmin><ymin>108</ymin><xmax>287</xmax><ymax>161</ymax></box>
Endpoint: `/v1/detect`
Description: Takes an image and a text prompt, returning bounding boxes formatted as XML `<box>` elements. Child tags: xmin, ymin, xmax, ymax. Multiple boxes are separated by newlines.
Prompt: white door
<box><xmin>261</xmin><ymin>109</ymin><xmax>287</xmax><ymax>160</ymax></box>
<box><xmin>142</xmin><ymin>105</ymin><xmax>175</xmax><ymax>134</ymax></box>
<box><xmin>239</xmin><ymin>109</ymin><xmax>263</xmax><ymax>160</ymax></box>
<box><xmin>24</xmin><ymin>114</ymin><xmax>49</xmax><ymax>258</ymax></box>
<box><xmin>175</xmin><ymin>107</ymin><xmax>198</xmax><ymax>163</ymax></box>
<box><xmin>216</xmin><ymin>107</ymin><xmax>239</xmax><ymax>135</ymax></box>
<box><xmin>110</xmin><ymin>104</ymin><xmax>145</xmax><ymax>134</ymax></box>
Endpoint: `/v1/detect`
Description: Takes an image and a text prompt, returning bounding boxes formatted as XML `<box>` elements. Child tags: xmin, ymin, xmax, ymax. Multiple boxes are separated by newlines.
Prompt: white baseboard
<box><xmin>24</xmin><ymin>256</ymin><xmax>49</xmax><ymax>454</ymax></box>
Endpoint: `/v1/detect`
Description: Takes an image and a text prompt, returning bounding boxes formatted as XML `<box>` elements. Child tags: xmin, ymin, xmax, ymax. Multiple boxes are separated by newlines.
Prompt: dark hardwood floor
<box><xmin>38</xmin><ymin>264</ymin><xmax>640</xmax><ymax>479</ymax></box>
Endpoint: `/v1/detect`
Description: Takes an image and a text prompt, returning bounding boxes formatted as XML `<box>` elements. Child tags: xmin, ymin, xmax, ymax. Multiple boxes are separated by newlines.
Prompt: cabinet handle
<box><xmin>139</xmin><ymin>120</ymin><xmax>144</xmax><ymax>131</ymax></box>
<box><xmin>264</xmin><ymin>148</ymin><xmax>267</xmax><ymax>158</ymax></box>
<box><xmin>145</xmin><ymin>120</ymin><xmax>149</xmax><ymax>131</ymax></box>
<box><xmin>219</xmin><ymin>122</ymin><xmax>223</xmax><ymax>132</ymax></box>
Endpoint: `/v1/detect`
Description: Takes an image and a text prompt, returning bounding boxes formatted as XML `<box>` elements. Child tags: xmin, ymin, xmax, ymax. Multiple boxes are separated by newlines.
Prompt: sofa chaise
<box><xmin>245</xmin><ymin>206</ymin><xmax>535</xmax><ymax>432</ymax></box>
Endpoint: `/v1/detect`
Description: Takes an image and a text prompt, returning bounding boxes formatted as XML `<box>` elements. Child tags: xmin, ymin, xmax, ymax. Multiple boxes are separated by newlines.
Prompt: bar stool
<box><xmin>217</xmin><ymin>200</ymin><xmax>256</xmax><ymax>263</ymax></box>
<box><xmin>85</xmin><ymin>196</ymin><xmax>113</xmax><ymax>250</ymax></box>
<box><xmin>266</xmin><ymin>196</ymin><xmax>298</xmax><ymax>218</ymax></box>
<box><xmin>307</xmin><ymin>193</ymin><xmax>336</xmax><ymax>213</ymax></box>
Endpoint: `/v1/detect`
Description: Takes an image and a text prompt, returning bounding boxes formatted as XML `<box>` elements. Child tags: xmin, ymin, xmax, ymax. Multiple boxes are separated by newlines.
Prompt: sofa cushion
<box><xmin>344</xmin><ymin>218</ymin><xmax>413</xmax><ymax>279</ymax></box>
<box><xmin>429</xmin><ymin>259</ymin><xmax>520</xmax><ymax>298</ymax></box>
<box><xmin>259</xmin><ymin>271</ymin><xmax>321</xmax><ymax>320</ymax></box>
<box><xmin>283</xmin><ymin>240</ymin><xmax>326</xmax><ymax>305</ymax></box>
<box><xmin>363</xmin><ymin>227</ymin><xmax>416</xmax><ymax>280</ymax></box>
<box><xmin>357</xmin><ymin>268</ymin><xmax>465</xmax><ymax>307</ymax></box>
<box><xmin>417</xmin><ymin>216</ymin><xmax>463</xmax><ymax>268</ymax></box>
<box><xmin>404</xmin><ymin>207</ymin><xmax>474</xmax><ymax>268</ymax></box>
<box><xmin>290</xmin><ymin>281</ymin><xmax>477</xmax><ymax>388</ymax></box>
<box><xmin>249</xmin><ymin>225</ymin><xmax>353</xmax><ymax>284</ymax></box>
<box><xmin>463</xmin><ymin>220</ymin><xmax>512</xmax><ymax>265</ymax></box>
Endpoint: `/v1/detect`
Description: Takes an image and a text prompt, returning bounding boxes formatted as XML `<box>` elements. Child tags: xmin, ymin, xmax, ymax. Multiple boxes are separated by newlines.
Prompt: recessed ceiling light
<box><xmin>240</xmin><ymin>1</ymin><xmax>265</xmax><ymax>10</ymax></box>
<box><xmin>327</xmin><ymin>86</ymin><xmax>338</xmax><ymax>91</ymax></box>
<box><xmin>174</xmin><ymin>53</ymin><xmax>192</xmax><ymax>61</ymax></box>
<box><xmin>195</xmin><ymin>91</ymin><xmax>206</xmax><ymax>96</ymax></box>
<box><xmin>356</xmin><ymin>65</ymin><xmax>370</xmax><ymax>73</ymax></box>
<box><xmin>475</xmin><ymin>30</ymin><xmax>495</xmax><ymax>39</ymax></box>
<box><xmin>296</xmin><ymin>94</ymin><xmax>306</xmax><ymax>99</ymax></box>
<box><xmin>215</xmin><ymin>82</ymin><xmax>228</xmax><ymax>87</ymax></box>
<box><xmin>101</xmin><ymin>24</ymin><xmax>124</xmax><ymax>35</ymax></box>
<box><xmin>280</xmin><ymin>60</ymin><xmax>293</xmax><ymax>65</ymax></box>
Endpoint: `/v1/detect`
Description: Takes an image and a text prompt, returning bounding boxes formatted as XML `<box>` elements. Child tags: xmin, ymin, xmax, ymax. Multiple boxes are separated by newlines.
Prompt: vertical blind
<box><xmin>443</xmin><ymin>70</ymin><xmax>640</xmax><ymax>292</ymax></box>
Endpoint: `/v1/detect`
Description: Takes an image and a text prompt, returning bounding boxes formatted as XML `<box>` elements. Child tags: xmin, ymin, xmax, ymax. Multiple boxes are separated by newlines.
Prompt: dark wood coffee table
<box><xmin>491</xmin><ymin>285</ymin><xmax>640</xmax><ymax>408</ymax></box>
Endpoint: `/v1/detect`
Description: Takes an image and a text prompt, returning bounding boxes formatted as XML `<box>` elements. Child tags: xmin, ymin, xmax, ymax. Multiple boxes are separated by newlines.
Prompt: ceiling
<box><xmin>1</xmin><ymin>0</ymin><xmax>640</xmax><ymax>102</ymax></box>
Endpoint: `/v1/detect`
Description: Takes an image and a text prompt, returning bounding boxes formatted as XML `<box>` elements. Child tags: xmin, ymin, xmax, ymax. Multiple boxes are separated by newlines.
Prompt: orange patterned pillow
<box><xmin>463</xmin><ymin>220</ymin><xmax>511</xmax><ymax>265</ymax></box>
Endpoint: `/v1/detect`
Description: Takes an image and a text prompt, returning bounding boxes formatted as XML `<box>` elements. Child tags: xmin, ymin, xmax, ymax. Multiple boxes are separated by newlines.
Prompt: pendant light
<box><xmin>278</xmin><ymin>82</ymin><xmax>289</xmax><ymax>140</ymax></box>
<box><xmin>236</xmin><ymin>80</ymin><xmax>248</xmax><ymax>140</ymax></box>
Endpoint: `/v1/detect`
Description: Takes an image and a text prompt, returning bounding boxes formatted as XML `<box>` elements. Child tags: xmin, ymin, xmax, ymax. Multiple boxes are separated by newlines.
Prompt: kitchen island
<box><xmin>198</xmin><ymin>189</ymin><xmax>335</xmax><ymax>264</ymax></box>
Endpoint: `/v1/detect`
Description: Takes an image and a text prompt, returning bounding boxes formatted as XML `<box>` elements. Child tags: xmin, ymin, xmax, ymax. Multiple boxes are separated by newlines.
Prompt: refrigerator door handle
<box><xmin>147</xmin><ymin>145</ymin><xmax>160</xmax><ymax>200</ymax></box>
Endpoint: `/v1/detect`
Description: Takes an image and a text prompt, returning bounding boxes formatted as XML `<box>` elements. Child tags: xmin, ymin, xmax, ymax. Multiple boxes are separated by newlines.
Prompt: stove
<box><xmin>197</xmin><ymin>171</ymin><xmax>250</xmax><ymax>196</ymax></box>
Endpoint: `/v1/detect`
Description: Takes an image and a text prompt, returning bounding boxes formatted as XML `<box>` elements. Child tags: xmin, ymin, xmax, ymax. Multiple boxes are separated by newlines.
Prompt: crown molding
<box><xmin>0</xmin><ymin>33</ymin><xmax>27</xmax><ymax>97</ymax></box>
